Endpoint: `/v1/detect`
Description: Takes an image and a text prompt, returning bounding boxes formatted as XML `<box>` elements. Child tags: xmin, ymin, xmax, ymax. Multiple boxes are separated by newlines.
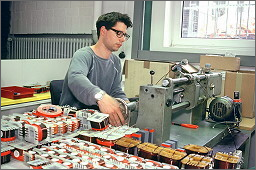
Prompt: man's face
<box><xmin>102</xmin><ymin>22</ymin><xmax>128</xmax><ymax>52</ymax></box>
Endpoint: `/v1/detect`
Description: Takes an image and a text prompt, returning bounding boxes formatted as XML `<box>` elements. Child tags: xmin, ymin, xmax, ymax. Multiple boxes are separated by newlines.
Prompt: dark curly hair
<box><xmin>96</xmin><ymin>12</ymin><xmax>133</xmax><ymax>38</ymax></box>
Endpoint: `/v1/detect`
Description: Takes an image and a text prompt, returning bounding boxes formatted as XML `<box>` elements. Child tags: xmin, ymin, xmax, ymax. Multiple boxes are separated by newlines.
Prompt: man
<box><xmin>60</xmin><ymin>12</ymin><xmax>132</xmax><ymax>127</ymax></box>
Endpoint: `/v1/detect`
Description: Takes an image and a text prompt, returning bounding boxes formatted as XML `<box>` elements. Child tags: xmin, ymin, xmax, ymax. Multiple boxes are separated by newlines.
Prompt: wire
<box><xmin>155</xmin><ymin>69</ymin><xmax>173</xmax><ymax>85</ymax></box>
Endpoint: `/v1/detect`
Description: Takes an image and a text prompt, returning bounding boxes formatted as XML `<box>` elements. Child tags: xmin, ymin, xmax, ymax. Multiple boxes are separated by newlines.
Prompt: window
<box><xmin>150</xmin><ymin>1</ymin><xmax>255</xmax><ymax>56</ymax></box>
<box><xmin>182</xmin><ymin>1</ymin><xmax>255</xmax><ymax>39</ymax></box>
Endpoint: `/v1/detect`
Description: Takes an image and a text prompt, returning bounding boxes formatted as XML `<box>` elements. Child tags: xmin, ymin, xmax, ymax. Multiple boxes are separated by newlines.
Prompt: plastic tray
<box><xmin>1</xmin><ymin>86</ymin><xmax>34</xmax><ymax>99</ymax></box>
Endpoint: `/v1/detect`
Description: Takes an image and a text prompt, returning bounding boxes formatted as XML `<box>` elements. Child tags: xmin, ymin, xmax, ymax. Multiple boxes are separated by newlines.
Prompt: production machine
<box><xmin>119</xmin><ymin>59</ymin><xmax>223</xmax><ymax>145</ymax></box>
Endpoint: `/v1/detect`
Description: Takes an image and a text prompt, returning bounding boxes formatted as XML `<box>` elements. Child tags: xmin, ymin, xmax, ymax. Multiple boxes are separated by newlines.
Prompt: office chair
<box><xmin>49</xmin><ymin>80</ymin><xmax>64</xmax><ymax>105</ymax></box>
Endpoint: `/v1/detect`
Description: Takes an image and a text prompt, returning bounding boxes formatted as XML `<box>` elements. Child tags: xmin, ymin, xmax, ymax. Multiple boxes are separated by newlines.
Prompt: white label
<box><xmin>14</xmin><ymin>150</ymin><xmax>20</xmax><ymax>157</ymax></box>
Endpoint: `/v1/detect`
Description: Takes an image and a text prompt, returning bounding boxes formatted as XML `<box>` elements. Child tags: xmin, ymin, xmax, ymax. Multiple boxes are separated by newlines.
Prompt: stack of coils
<box><xmin>183</xmin><ymin>144</ymin><xmax>212</xmax><ymax>156</ymax></box>
<box><xmin>87</xmin><ymin>112</ymin><xmax>109</xmax><ymax>131</ymax></box>
<box><xmin>158</xmin><ymin>147</ymin><xmax>187</xmax><ymax>168</ymax></box>
<box><xmin>137</xmin><ymin>143</ymin><xmax>160</xmax><ymax>160</ymax></box>
<box><xmin>34</xmin><ymin>104</ymin><xmax>62</xmax><ymax>118</ymax></box>
<box><xmin>114</xmin><ymin>137</ymin><xmax>141</xmax><ymax>154</ymax></box>
<box><xmin>181</xmin><ymin>153</ymin><xmax>212</xmax><ymax>169</ymax></box>
<box><xmin>27</xmin><ymin>138</ymin><xmax>182</xmax><ymax>169</ymax></box>
<box><xmin>214</xmin><ymin>152</ymin><xmax>239</xmax><ymax>169</ymax></box>
<box><xmin>1</xmin><ymin>125</ymin><xmax>17</xmax><ymax>142</ymax></box>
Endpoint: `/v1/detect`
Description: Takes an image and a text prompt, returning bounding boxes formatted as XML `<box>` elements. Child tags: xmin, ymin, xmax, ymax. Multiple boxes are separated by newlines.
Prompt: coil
<box><xmin>1</xmin><ymin>150</ymin><xmax>11</xmax><ymax>164</ymax></box>
<box><xmin>11</xmin><ymin>148</ymin><xmax>24</xmax><ymax>161</ymax></box>
<box><xmin>183</xmin><ymin>144</ymin><xmax>212</xmax><ymax>155</ymax></box>
<box><xmin>214</xmin><ymin>152</ymin><xmax>239</xmax><ymax>169</ymax></box>
<box><xmin>35</xmin><ymin>105</ymin><xmax>62</xmax><ymax>118</ymax></box>
<box><xmin>87</xmin><ymin>112</ymin><xmax>109</xmax><ymax>131</ymax></box>
<box><xmin>1</xmin><ymin>129</ymin><xmax>16</xmax><ymax>142</ymax></box>
<box><xmin>96</xmin><ymin>138</ymin><xmax>115</xmax><ymax>148</ymax></box>
<box><xmin>137</xmin><ymin>143</ymin><xmax>159</xmax><ymax>160</ymax></box>
<box><xmin>28</xmin><ymin>151</ymin><xmax>36</xmax><ymax>161</ymax></box>
<box><xmin>57</xmin><ymin>122</ymin><xmax>68</xmax><ymax>134</ymax></box>
<box><xmin>32</xmin><ymin>123</ymin><xmax>47</xmax><ymax>141</ymax></box>
<box><xmin>114</xmin><ymin>137</ymin><xmax>141</xmax><ymax>154</ymax></box>
<box><xmin>158</xmin><ymin>147</ymin><xmax>187</xmax><ymax>168</ymax></box>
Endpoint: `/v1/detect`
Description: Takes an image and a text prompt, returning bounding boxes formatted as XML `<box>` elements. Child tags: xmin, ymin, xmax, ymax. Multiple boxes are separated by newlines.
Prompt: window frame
<box><xmin>150</xmin><ymin>1</ymin><xmax>255</xmax><ymax>56</ymax></box>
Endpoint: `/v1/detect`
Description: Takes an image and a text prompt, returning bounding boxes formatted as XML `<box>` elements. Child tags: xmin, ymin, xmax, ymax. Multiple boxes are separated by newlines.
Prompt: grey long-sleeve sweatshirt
<box><xmin>59</xmin><ymin>46</ymin><xmax>127</xmax><ymax>109</ymax></box>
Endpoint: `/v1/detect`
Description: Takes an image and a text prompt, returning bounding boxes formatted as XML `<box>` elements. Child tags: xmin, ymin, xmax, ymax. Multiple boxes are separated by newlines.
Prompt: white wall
<box><xmin>2</xmin><ymin>1</ymin><xmax>134</xmax><ymax>87</ymax></box>
<box><xmin>10</xmin><ymin>1</ymin><xmax>94</xmax><ymax>34</ymax></box>
<box><xmin>1</xmin><ymin>59</ymin><xmax>71</xmax><ymax>87</ymax></box>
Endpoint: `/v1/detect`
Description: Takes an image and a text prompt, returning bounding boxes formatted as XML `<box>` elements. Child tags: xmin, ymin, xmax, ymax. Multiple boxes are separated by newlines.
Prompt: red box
<box><xmin>1</xmin><ymin>86</ymin><xmax>34</xmax><ymax>99</ymax></box>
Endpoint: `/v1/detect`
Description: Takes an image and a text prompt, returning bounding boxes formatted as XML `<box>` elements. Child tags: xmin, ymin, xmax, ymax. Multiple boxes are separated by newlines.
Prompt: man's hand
<box><xmin>97</xmin><ymin>94</ymin><xmax>125</xmax><ymax>126</ymax></box>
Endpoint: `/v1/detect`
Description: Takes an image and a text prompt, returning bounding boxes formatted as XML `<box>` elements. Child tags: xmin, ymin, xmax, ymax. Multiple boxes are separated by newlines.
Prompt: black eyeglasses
<box><xmin>110</xmin><ymin>28</ymin><xmax>130</xmax><ymax>40</ymax></box>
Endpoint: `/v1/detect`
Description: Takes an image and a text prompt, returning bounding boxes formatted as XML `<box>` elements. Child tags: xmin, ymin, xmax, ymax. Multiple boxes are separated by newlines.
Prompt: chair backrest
<box><xmin>50</xmin><ymin>80</ymin><xmax>64</xmax><ymax>105</ymax></box>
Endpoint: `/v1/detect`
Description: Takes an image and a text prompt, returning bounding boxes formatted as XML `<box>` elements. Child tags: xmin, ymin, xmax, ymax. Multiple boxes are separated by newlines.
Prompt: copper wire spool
<box><xmin>32</xmin><ymin>123</ymin><xmax>47</xmax><ymax>141</ymax></box>
<box><xmin>28</xmin><ymin>151</ymin><xmax>36</xmax><ymax>161</ymax></box>
<box><xmin>57</xmin><ymin>122</ymin><xmax>68</xmax><ymax>134</ymax></box>
<box><xmin>181</xmin><ymin>154</ymin><xmax>212</xmax><ymax>169</ymax></box>
<box><xmin>52</xmin><ymin>124</ymin><xmax>59</xmax><ymax>135</ymax></box>
<box><xmin>114</xmin><ymin>137</ymin><xmax>141</xmax><ymax>154</ymax></box>
<box><xmin>137</xmin><ymin>143</ymin><xmax>159</xmax><ymax>160</ymax></box>
<box><xmin>158</xmin><ymin>148</ymin><xmax>187</xmax><ymax>168</ymax></box>
<box><xmin>214</xmin><ymin>159</ymin><xmax>237</xmax><ymax>169</ymax></box>
<box><xmin>35</xmin><ymin>105</ymin><xmax>62</xmax><ymax>118</ymax></box>
<box><xmin>183</xmin><ymin>144</ymin><xmax>212</xmax><ymax>155</ymax></box>
<box><xmin>214</xmin><ymin>152</ymin><xmax>239</xmax><ymax>169</ymax></box>
<box><xmin>71</xmin><ymin>118</ymin><xmax>80</xmax><ymax>130</ymax></box>
<box><xmin>87</xmin><ymin>112</ymin><xmax>109</xmax><ymax>131</ymax></box>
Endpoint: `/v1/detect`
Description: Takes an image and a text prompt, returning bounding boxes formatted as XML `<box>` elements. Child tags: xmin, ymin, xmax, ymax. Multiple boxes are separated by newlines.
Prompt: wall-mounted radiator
<box><xmin>7</xmin><ymin>35</ymin><xmax>93</xmax><ymax>59</ymax></box>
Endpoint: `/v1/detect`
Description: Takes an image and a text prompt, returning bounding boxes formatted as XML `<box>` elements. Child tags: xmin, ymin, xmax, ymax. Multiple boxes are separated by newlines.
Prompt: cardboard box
<box><xmin>200</xmin><ymin>55</ymin><xmax>240</xmax><ymax>71</ymax></box>
<box><xmin>224</xmin><ymin>71</ymin><xmax>255</xmax><ymax>118</ymax></box>
<box><xmin>239</xmin><ymin>117</ymin><xmax>255</xmax><ymax>131</ymax></box>
<box><xmin>123</xmin><ymin>60</ymin><xmax>175</xmax><ymax>98</ymax></box>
